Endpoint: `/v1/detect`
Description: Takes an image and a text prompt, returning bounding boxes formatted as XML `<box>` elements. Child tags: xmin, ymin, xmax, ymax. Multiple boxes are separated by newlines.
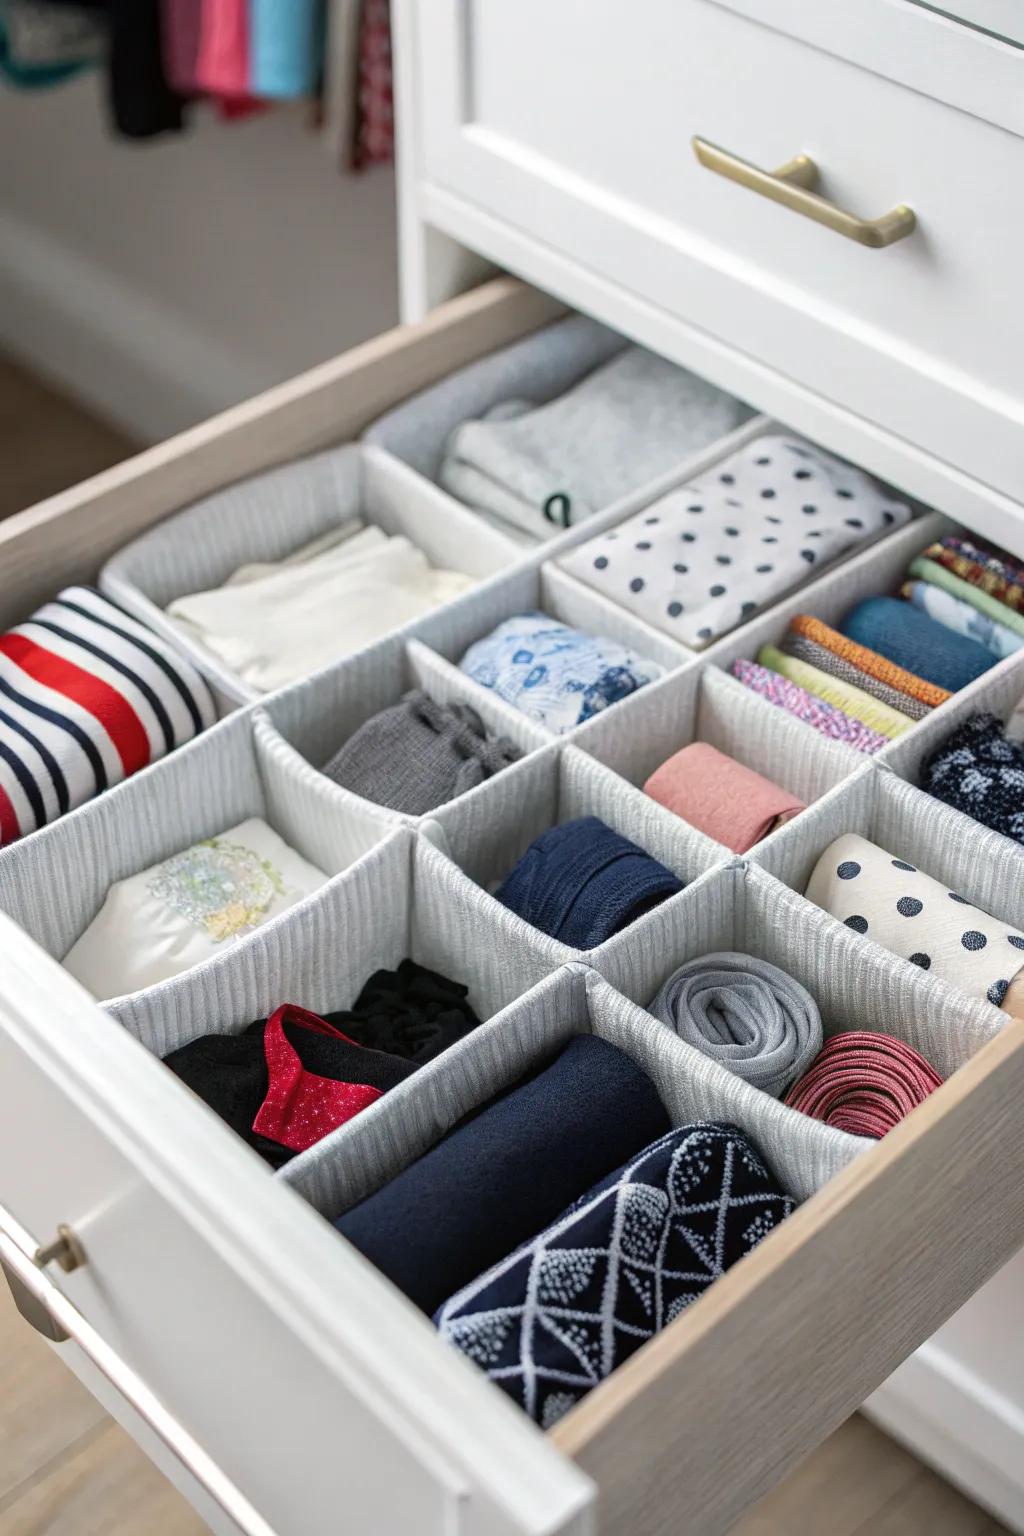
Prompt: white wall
<box><xmin>0</xmin><ymin>74</ymin><xmax>399</xmax><ymax>442</ymax></box>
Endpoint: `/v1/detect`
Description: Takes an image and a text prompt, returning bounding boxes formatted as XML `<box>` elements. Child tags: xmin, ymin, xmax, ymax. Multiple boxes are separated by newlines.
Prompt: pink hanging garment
<box><xmin>160</xmin><ymin>0</ymin><xmax>202</xmax><ymax>93</ymax></box>
<box><xmin>195</xmin><ymin>0</ymin><xmax>249</xmax><ymax>97</ymax></box>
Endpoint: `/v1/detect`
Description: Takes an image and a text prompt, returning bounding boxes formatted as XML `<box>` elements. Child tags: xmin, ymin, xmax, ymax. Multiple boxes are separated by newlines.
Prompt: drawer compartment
<box><xmin>414</xmin><ymin>0</ymin><xmax>1024</xmax><ymax>515</ymax></box>
<box><xmin>3</xmin><ymin>275</ymin><xmax>1024</xmax><ymax>1536</ymax></box>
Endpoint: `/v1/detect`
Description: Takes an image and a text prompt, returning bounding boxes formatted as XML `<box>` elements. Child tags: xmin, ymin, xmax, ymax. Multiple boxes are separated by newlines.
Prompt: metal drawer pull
<box><xmin>0</xmin><ymin>1211</ymin><xmax>277</xmax><ymax>1536</ymax></box>
<box><xmin>692</xmin><ymin>136</ymin><xmax>916</xmax><ymax>248</ymax></box>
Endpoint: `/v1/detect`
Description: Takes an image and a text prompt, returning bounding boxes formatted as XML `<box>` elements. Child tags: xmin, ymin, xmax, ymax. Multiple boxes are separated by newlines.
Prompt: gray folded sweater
<box><xmin>322</xmin><ymin>691</ymin><xmax>520</xmax><ymax>815</ymax></box>
<box><xmin>439</xmin><ymin>345</ymin><xmax>753</xmax><ymax>538</ymax></box>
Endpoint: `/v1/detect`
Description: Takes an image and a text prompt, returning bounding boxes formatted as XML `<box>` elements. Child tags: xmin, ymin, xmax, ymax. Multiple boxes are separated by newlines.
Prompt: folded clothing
<box><xmin>731</xmin><ymin>658</ymin><xmax>889</xmax><ymax>755</ymax></box>
<box><xmin>436</xmin><ymin>1122</ymin><xmax>794</xmax><ymax>1427</ymax></box>
<box><xmin>920</xmin><ymin>713</ymin><xmax>1024</xmax><ymax>846</ymax></box>
<box><xmin>0</xmin><ymin>586</ymin><xmax>215</xmax><ymax>848</ymax></box>
<box><xmin>649</xmin><ymin>952</ymin><xmax>822</xmax><ymax>1097</ymax></box>
<box><xmin>927</xmin><ymin>535</ymin><xmax>1024</xmax><ymax>613</ymax></box>
<box><xmin>328</xmin><ymin>959</ymin><xmax>482</xmax><ymax>1065</ymax></box>
<box><xmin>757</xmin><ymin>646</ymin><xmax>914</xmax><ymax>739</ymax></box>
<box><xmin>805</xmin><ymin>832</ymin><xmax>1024</xmax><ymax>1009</ymax></box>
<box><xmin>459</xmin><ymin>612</ymin><xmax>663</xmax><ymax>735</ymax></box>
<box><xmin>901</xmin><ymin>577</ymin><xmax>1024</xmax><ymax>663</ymax></box>
<box><xmin>164</xmin><ymin>1005</ymin><xmax>416</xmax><ymax>1167</ymax></box>
<box><xmin>494</xmin><ymin>815</ymin><xmax>683</xmax><ymax>949</ymax></box>
<box><xmin>335</xmin><ymin>1033</ymin><xmax>673</xmax><ymax>1315</ymax></box>
<box><xmin>440</xmin><ymin>345</ymin><xmax>751</xmax><ymax>538</ymax></box>
<box><xmin>786</xmin><ymin>612</ymin><xmax>949</xmax><ymax>710</ymax></box>
<box><xmin>559</xmin><ymin>434</ymin><xmax>910</xmax><ymax>649</ymax></box>
<box><xmin>780</xmin><ymin>632</ymin><xmax>932</xmax><ymax>721</ymax></box>
<box><xmin>321</xmin><ymin>690</ymin><xmax>520</xmax><ymax>815</ymax></box>
<box><xmin>907</xmin><ymin>556</ymin><xmax>1024</xmax><ymax>643</ymax></box>
<box><xmin>643</xmin><ymin>742</ymin><xmax>804</xmax><ymax>853</ymax></box>
<box><xmin>841</xmin><ymin>596</ymin><xmax>995</xmax><ymax>693</ymax></box>
<box><xmin>168</xmin><ymin>526</ymin><xmax>477</xmax><ymax>694</ymax></box>
<box><xmin>62</xmin><ymin>816</ymin><xmax>328</xmax><ymax>1000</ymax></box>
<box><xmin>784</xmin><ymin>1031</ymin><xmax>942</xmax><ymax>1139</ymax></box>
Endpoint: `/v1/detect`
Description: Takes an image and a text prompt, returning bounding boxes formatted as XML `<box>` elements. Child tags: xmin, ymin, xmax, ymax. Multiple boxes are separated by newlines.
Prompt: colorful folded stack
<box><xmin>730</xmin><ymin>531</ymin><xmax>1024</xmax><ymax>754</ymax></box>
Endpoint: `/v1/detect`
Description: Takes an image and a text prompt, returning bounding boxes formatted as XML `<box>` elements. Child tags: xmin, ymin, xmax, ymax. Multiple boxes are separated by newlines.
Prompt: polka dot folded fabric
<box><xmin>558</xmin><ymin>435</ymin><xmax>911</xmax><ymax>649</ymax></box>
<box><xmin>458</xmin><ymin>612</ymin><xmax>663</xmax><ymax>735</ymax></box>
<box><xmin>804</xmin><ymin>832</ymin><xmax>1024</xmax><ymax>1008</ymax></box>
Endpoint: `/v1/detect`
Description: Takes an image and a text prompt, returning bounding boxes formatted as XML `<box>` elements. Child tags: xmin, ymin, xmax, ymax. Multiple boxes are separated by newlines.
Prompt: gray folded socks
<box><xmin>439</xmin><ymin>345</ymin><xmax>753</xmax><ymax>538</ymax></box>
<box><xmin>649</xmin><ymin>952</ymin><xmax>823</xmax><ymax>1098</ymax></box>
<box><xmin>322</xmin><ymin>691</ymin><xmax>521</xmax><ymax>815</ymax></box>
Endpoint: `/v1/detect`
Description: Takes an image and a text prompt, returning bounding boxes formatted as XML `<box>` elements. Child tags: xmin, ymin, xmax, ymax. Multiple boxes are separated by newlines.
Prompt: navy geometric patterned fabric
<box><xmin>435</xmin><ymin>1123</ymin><xmax>794</xmax><ymax>1427</ymax></box>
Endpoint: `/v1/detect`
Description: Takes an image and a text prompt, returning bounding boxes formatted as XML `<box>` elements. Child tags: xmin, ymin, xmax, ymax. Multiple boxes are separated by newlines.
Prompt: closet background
<box><xmin>0</xmin><ymin>75</ymin><xmax>399</xmax><ymax>440</ymax></box>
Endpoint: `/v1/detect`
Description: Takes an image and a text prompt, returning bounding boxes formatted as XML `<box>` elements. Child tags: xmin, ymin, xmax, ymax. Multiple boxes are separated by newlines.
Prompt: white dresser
<box><xmin>1</xmin><ymin>4</ymin><xmax>1024</xmax><ymax>1534</ymax></box>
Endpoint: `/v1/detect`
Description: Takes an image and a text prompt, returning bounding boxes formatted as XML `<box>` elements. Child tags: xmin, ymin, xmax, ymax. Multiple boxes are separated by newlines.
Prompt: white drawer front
<box><xmin>0</xmin><ymin>920</ymin><xmax>592</xmax><ymax>1536</ymax></box>
<box><xmin>416</xmin><ymin>0</ymin><xmax>1024</xmax><ymax>509</ymax></box>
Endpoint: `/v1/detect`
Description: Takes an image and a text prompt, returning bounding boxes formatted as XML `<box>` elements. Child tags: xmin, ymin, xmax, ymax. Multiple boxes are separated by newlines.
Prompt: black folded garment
<box><xmin>334</xmin><ymin>1033</ymin><xmax>671</xmax><ymax>1315</ymax></box>
<box><xmin>163</xmin><ymin>961</ymin><xmax>481</xmax><ymax>1167</ymax></box>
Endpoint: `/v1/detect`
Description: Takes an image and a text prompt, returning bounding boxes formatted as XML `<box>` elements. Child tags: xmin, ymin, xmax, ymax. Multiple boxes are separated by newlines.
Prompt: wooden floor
<box><xmin>0</xmin><ymin>351</ymin><xmax>1009</xmax><ymax>1536</ymax></box>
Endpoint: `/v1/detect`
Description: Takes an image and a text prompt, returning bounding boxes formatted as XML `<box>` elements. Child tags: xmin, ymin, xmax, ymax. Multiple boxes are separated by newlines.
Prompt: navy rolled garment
<box><xmin>334</xmin><ymin>1033</ymin><xmax>671</xmax><ymax>1315</ymax></box>
<box><xmin>841</xmin><ymin>596</ymin><xmax>994</xmax><ymax>693</ymax></box>
<box><xmin>494</xmin><ymin>815</ymin><xmax>683</xmax><ymax>948</ymax></box>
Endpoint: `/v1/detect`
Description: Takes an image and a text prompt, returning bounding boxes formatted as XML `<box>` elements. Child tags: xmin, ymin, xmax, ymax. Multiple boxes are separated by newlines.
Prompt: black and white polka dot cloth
<box><xmin>559</xmin><ymin>435</ymin><xmax>911</xmax><ymax>649</ymax></box>
<box><xmin>805</xmin><ymin>833</ymin><xmax>1024</xmax><ymax>1007</ymax></box>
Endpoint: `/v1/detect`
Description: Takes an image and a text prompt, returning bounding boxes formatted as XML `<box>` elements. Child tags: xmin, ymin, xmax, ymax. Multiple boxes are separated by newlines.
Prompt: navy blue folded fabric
<box><xmin>436</xmin><ymin>1122</ymin><xmax>794</xmax><ymax>1427</ymax></box>
<box><xmin>921</xmin><ymin>712</ymin><xmax>1024</xmax><ymax>844</ymax></box>
<box><xmin>493</xmin><ymin>815</ymin><xmax>684</xmax><ymax>949</ymax></box>
<box><xmin>334</xmin><ymin>1033</ymin><xmax>671</xmax><ymax>1316</ymax></box>
<box><xmin>841</xmin><ymin>596</ymin><xmax>994</xmax><ymax>693</ymax></box>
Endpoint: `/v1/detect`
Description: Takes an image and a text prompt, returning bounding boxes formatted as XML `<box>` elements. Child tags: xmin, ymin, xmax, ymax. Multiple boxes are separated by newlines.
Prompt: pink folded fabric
<box><xmin>731</xmin><ymin>657</ymin><xmax>890</xmax><ymax>755</ymax></box>
<box><xmin>195</xmin><ymin>0</ymin><xmax>249</xmax><ymax>96</ymax></box>
<box><xmin>643</xmin><ymin>741</ymin><xmax>805</xmax><ymax>854</ymax></box>
<box><xmin>784</xmin><ymin>1031</ymin><xmax>942</xmax><ymax>1139</ymax></box>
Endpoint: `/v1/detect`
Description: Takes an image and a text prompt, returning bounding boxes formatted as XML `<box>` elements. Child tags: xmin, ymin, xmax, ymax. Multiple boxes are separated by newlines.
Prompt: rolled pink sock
<box><xmin>784</xmin><ymin>1031</ymin><xmax>942</xmax><ymax>1139</ymax></box>
<box><xmin>643</xmin><ymin>741</ymin><xmax>804</xmax><ymax>854</ymax></box>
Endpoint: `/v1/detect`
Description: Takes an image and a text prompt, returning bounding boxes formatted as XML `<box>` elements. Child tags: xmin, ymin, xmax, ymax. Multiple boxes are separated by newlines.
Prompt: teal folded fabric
<box><xmin>841</xmin><ymin>596</ymin><xmax>994</xmax><ymax>693</ymax></box>
<box><xmin>249</xmin><ymin>0</ymin><xmax>323</xmax><ymax>97</ymax></box>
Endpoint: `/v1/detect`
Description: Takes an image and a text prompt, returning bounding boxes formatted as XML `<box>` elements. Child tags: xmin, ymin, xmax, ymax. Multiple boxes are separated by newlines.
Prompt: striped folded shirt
<box><xmin>0</xmin><ymin>587</ymin><xmax>216</xmax><ymax>847</ymax></box>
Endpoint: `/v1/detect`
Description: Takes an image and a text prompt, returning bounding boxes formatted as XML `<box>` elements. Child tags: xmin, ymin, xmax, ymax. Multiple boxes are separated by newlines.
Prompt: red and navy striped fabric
<box><xmin>0</xmin><ymin>587</ymin><xmax>216</xmax><ymax>847</ymax></box>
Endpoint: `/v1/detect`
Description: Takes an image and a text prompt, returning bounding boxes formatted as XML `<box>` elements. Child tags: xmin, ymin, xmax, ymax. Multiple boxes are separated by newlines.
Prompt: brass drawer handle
<box><xmin>0</xmin><ymin>1205</ymin><xmax>276</xmax><ymax>1536</ymax></box>
<box><xmin>692</xmin><ymin>136</ymin><xmax>916</xmax><ymax>249</ymax></box>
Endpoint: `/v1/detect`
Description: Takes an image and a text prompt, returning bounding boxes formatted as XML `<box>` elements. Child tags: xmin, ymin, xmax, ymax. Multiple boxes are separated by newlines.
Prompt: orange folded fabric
<box><xmin>787</xmin><ymin>613</ymin><xmax>951</xmax><ymax>709</ymax></box>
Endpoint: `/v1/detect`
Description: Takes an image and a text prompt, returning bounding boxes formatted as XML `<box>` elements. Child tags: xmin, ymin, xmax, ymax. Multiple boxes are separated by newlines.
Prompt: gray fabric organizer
<box><xmin>0</xmin><ymin>308</ymin><xmax>1018</xmax><ymax>1261</ymax></box>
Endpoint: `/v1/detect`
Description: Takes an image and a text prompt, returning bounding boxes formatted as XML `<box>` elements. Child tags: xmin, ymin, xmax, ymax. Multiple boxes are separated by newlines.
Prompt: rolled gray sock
<box><xmin>322</xmin><ymin>691</ymin><xmax>520</xmax><ymax>815</ymax></box>
<box><xmin>649</xmin><ymin>951</ymin><xmax>823</xmax><ymax>1098</ymax></box>
<box><xmin>439</xmin><ymin>346</ymin><xmax>753</xmax><ymax>538</ymax></box>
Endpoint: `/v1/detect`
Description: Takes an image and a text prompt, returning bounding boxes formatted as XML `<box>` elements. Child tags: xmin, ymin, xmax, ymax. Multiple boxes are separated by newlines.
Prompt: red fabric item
<box><xmin>252</xmin><ymin>1006</ymin><xmax>383</xmax><ymax>1154</ymax></box>
<box><xmin>0</xmin><ymin>780</ymin><xmax>18</xmax><ymax>848</ymax></box>
<box><xmin>353</xmin><ymin>0</ymin><xmax>393</xmax><ymax>169</ymax></box>
<box><xmin>0</xmin><ymin>634</ymin><xmax>150</xmax><ymax>778</ymax></box>
<box><xmin>784</xmin><ymin>1031</ymin><xmax>942</xmax><ymax>1140</ymax></box>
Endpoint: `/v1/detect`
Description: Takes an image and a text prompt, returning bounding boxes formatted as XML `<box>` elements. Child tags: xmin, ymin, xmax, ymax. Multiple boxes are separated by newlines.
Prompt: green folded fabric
<box><xmin>907</xmin><ymin>557</ymin><xmax>1024</xmax><ymax>641</ymax></box>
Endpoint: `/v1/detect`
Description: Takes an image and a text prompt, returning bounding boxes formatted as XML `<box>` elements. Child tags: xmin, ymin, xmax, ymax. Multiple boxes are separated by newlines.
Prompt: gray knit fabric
<box><xmin>780</xmin><ymin>632</ymin><xmax>933</xmax><ymax>722</ymax></box>
<box><xmin>321</xmin><ymin>691</ymin><xmax>521</xmax><ymax>815</ymax></box>
<box><xmin>649</xmin><ymin>952</ymin><xmax>823</xmax><ymax>1098</ymax></box>
<box><xmin>439</xmin><ymin>346</ymin><xmax>753</xmax><ymax>538</ymax></box>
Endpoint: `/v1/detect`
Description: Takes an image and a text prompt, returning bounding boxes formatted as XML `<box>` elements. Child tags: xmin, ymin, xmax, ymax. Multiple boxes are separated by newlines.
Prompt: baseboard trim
<box><xmin>865</xmin><ymin>1345</ymin><xmax>1024</xmax><ymax>1532</ymax></box>
<box><xmin>0</xmin><ymin>211</ymin><xmax>265</xmax><ymax>443</ymax></box>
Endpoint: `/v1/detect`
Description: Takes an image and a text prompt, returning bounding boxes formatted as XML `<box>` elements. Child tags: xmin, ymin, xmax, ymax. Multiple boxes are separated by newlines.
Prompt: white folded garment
<box><xmin>167</xmin><ymin>530</ymin><xmax>477</xmax><ymax>693</ymax></box>
<box><xmin>63</xmin><ymin>817</ymin><xmax>328</xmax><ymax>1000</ymax></box>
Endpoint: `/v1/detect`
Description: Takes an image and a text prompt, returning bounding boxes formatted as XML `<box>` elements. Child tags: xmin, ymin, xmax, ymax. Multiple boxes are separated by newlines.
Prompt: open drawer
<box><xmin>3</xmin><ymin>276</ymin><xmax>1024</xmax><ymax>1536</ymax></box>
